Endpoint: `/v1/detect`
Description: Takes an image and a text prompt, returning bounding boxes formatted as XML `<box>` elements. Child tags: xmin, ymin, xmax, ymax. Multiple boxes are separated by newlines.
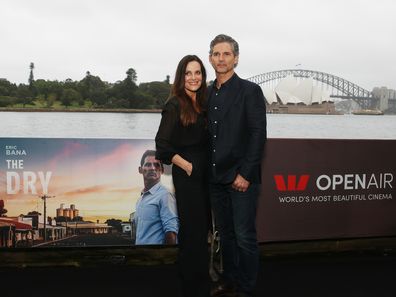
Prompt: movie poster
<box><xmin>1</xmin><ymin>137</ymin><xmax>396</xmax><ymax>249</ymax></box>
<box><xmin>0</xmin><ymin>138</ymin><xmax>174</xmax><ymax>248</ymax></box>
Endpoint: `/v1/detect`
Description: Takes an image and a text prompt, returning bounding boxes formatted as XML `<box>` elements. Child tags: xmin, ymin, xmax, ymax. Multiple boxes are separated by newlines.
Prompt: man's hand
<box><xmin>165</xmin><ymin>231</ymin><xmax>177</xmax><ymax>245</ymax></box>
<box><xmin>232</xmin><ymin>174</ymin><xmax>250</xmax><ymax>192</ymax></box>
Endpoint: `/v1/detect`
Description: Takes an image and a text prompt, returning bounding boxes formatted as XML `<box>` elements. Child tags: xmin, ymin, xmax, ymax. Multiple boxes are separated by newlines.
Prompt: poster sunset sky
<box><xmin>1</xmin><ymin>138</ymin><xmax>173</xmax><ymax>222</ymax></box>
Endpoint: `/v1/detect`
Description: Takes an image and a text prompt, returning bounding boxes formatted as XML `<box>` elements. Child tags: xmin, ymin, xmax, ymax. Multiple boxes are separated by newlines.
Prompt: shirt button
<box><xmin>214</xmin><ymin>107</ymin><xmax>218</xmax><ymax>110</ymax></box>
<box><xmin>214</xmin><ymin>121</ymin><xmax>217</xmax><ymax>124</ymax></box>
<box><xmin>214</xmin><ymin>135</ymin><xmax>217</xmax><ymax>138</ymax></box>
<box><xmin>212</xmin><ymin>163</ymin><xmax>216</xmax><ymax>167</ymax></box>
<box><xmin>213</xmin><ymin>149</ymin><xmax>216</xmax><ymax>152</ymax></box>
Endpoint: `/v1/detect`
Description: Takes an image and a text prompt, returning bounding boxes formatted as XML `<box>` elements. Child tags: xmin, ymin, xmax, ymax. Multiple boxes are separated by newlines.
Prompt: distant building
<box><xmin>262</xmin><ymin>76</ymin><xmax>333</xmax><ymax>106</ymax></box>
<box><xmin>36</xmin><ymin>223</ymin><xmax>66</xmax><ymax>242</ymax></box>
<box><xmin>59</xmin><ymin>221</ymin><xmax>112</xmax><ymax>235</ymax></box>
<box><xmin>56</xmin><ymin>203</ymin><xmax>79</xmax><ymax>219</ymax></box>
<box><xmin>261</xmin><ymin>76</ymin><xmax>338</xmax><ymax>114</ymax></box>
<box><xmin>372</xmin><ymin>86</ymin><xmax>396</xmax><ymax>112</ymax></box>
<box><xmin>0</xmin><ymin>221</ymin><xmax>15</xmax><ymax>248</ymax></box>
<box><xmin>0</xmin><ymin>217</ymin><xmax>34</xmax><ymax>247</ymax></box>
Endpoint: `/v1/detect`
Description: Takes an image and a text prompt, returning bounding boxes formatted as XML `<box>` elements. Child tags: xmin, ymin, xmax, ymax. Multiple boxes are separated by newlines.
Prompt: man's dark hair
<box><xmin>209</xmin><ymin>34</ymin><xmax>240</xmax><ymax>56</ymax></box>
<box><xmin>140</xmin><ymin>150</ymin><xmax>164</xmax><ymax>170</ymax></box>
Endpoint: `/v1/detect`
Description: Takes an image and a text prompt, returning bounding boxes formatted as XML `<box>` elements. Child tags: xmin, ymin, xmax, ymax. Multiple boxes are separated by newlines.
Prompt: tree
<box><xmin>78</xmin><ymin>72</ymin><xmax>107</xmax><ymax>106</ymax></box>
<box><xmin>47</xmin><ymin>80</ymin><xmax>63</xmax><ymax>102</ymax></box>
<box><xmin>78</xmin><ymin>71</ymin><xmax>92</xmax><ymax>99</ymax></box>
<box><xmin>105</xmin><ymin>97</ymin><xmax>129</xmax><ymax>108</ymax></box>
<box><xmin>0</xmin><ymin>96</ymin><xmax>14</xmax><ymax>107</ymax></box>
<box><xmin>105</xmin><ymin>218</ymin><xmax>122</xmax><ymax>232</ymax></box>
<box><xmin>120</xmin><ymin>68</ymin><xmax>139</xmax><ymax>108</ymax></box>
<box><xmin>134</xmin><ymin>90</ymin><xmax>155</xmax><ymax>108</ymax></box>
<box><xmin>27</xmin><ymin>211</ymin><xmax>41</xmax><ymax>216</ymax></box>
<box><xmin>0</xmin><ymin>79</ymin><xmax>18</xmax><ymax>107</ymax></box>
<box><xmin>138</xmin><ymin>81</ymin><xmax>171</xmax><ymax>107</ymax></box>
<box><xmin>16</xmin><ymin>84</ymin><xmax>34</xmax><ymax>107</ymax></box>
<box><xmin>90</xmin><ymin>89</ymin><xmax>107</xmax><ymax>106</ymax></box>
<box><xmin>61</xmin><ymin>88</ymin><xmax>81</xmax><ymax>107</ymax></box>
<box><xmin>0</xmin><ymin>66</ymin><xmax>180</xmax><ymax>110</ymax></box>
<box><xmin>126</xmin><ymin>68</ymin><xmax>137</xmax><ymax>83</ymax></box>
<box><xmin>0</xmin><ymin>79</ymin><xmax>18</xmax><ymax>96</ymax></box>
<box><xmin>28</xmin><ymin>62</ymin><xmax>37</xmax><ymax>97</ymax></box>
<box><xmin>63</xmin><ymin>78</ymin><xmax>78</xmax><ymax>90</ymax></box>
<box><xmin>33</xmin><ymin>79</ymin><xmax>50</xmax><ymax>101</ymax></box>
<box><xmin>105</xmin><ymin>69</ymin><xmax>139</xmax><ymax>108</ymax></box>
<box><xmin>29</xmin><ymin>62</ymin><xmax>34</xmax><ymax>86</ymax></box>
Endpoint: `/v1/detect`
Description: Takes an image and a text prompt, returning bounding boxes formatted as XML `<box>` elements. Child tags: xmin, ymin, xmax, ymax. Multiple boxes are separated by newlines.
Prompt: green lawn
<box><xmin>11</xmin><ymin>99</ymin><xmax>94</xmax><ymax>109</ymax></box>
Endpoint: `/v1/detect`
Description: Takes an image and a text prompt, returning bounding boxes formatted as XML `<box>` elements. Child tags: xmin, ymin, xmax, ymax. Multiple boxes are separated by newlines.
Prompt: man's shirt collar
<box><xmin>142</xmin><ymin>181</ymin><xmax>162</xmax><ymax>196</ymax></box>
<box><xmin>214</xmin><ymin>73</ymin><xmax>238</xmax><ymax>90</ymax></box>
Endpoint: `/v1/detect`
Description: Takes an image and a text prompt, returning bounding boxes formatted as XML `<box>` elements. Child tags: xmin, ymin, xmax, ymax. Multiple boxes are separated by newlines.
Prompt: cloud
<box><xmin>86</xmin><ymin>143</ymin><xmax>135</xmax><ymax>171</ymax></box>
<box><xmin>62</xmin><ymin>185</ymin><xmax>109</xmax><ymax>196</ymax></box>
<box><xmin>62</xmin><ymin>185</ymin><xmax>139</xmax><ymax>197</ymax></box>
<box><xmin>47</xmin><ymin>141</ymin><xmax>88</xmax><ymax>170</ymax></box>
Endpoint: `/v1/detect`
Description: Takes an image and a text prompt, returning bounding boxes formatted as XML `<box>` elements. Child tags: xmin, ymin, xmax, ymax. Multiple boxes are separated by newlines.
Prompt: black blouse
<box><xmin>155</xmin><ymin>97</ymin><xmax>208</xmax><ymax>165</ymax></box>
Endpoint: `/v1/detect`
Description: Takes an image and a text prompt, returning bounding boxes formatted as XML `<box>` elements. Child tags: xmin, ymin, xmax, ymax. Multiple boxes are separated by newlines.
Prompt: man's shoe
<box><xmin>210</xmin><ymin>283</ymin><xmax>237</xmax><ymax>297</ymax></box>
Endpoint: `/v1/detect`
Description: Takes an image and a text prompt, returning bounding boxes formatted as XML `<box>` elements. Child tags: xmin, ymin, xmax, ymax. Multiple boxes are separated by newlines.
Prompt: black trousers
<box><xmin>172</xmin><ymin>163</ymin><xmax>210</xmax><ymax>297</ymax></box>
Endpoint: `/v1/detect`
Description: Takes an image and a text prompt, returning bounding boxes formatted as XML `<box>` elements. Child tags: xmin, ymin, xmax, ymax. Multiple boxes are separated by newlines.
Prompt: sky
<box><xmin>1</xmin><ymin>0</ymin><xmax>395</xmax><ymax>91</ymax></box>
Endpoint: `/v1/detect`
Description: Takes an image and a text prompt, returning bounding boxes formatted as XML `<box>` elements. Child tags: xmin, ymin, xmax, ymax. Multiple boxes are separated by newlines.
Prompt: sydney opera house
<box><xmin>261</xmin><ymin>76</ymin><xmax>338</xmax><ymax>114</ymax></box>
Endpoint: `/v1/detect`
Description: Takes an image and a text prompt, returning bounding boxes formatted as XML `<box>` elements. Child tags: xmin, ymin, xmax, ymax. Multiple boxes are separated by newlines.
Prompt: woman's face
<box><xmin>184</xmin><ymin>61</ymin><xmax>202</xmax><ymax>95</ymax></box>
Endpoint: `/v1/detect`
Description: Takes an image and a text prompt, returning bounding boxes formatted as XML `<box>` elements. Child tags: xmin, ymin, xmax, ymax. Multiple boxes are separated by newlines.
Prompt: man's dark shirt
<box><xmin>208</xmin><ymin>74</ymin><xmax>237</xmax><ymax>183</ymax></box>
<box><xmin>207</xmin><ymin>73</ymin><xmax>267</xmax><ymax>184</ymax></box>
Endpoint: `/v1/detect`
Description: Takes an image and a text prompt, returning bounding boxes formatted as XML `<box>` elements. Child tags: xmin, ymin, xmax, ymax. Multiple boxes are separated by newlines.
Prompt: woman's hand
<box><xmin>185</xmin><ymin>162</ymin><xmax>193</xmax><ymax>176</ymax></box>
<box><xmin>171</xmin><ymin>154</ymin><xmax>193</xmax><ymax>176</ymax></box>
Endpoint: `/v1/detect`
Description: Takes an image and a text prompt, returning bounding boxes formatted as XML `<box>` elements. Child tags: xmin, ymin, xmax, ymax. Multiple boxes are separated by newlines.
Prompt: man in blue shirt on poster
<box><xmin>134</xmin><ymin>150</ymin><xmax>178</xmax><ymax>245</ymax></box>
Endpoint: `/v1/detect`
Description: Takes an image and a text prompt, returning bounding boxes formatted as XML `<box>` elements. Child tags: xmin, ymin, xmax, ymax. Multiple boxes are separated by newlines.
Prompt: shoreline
<box><xmin>0</xmin><ymin>107</ymin><xmax>161</xmax><ymax>113</ymax></box>
<box><xmin>2</xmin><ymin>107</ymin><xmax>394</xmax><ymax>115</ymax></box>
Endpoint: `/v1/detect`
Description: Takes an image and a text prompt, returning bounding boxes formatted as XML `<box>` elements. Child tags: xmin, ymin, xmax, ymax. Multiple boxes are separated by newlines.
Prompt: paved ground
<box><xmin>1</xmin><ymin>251</ymin><xmax>395</xmax><ymax>297</ymax></box>
<box><xmin>37</xmin><ymin>233</ymin><xmax>133</xmax><ymax>247</ymax></box>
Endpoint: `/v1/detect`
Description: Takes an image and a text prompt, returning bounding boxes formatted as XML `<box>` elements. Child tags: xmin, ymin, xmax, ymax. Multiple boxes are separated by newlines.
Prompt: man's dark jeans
<box><xmin>210</xmin><ymin>182</ymin><xmax>260</xmax><ymax>296</ymax></box>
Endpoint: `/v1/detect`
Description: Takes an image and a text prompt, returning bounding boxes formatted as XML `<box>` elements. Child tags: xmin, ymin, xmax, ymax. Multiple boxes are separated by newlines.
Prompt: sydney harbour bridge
<box><xmin>247</xmin><ymin>69</ymin><xmax>396</xmax><ymax>111</ymax></box>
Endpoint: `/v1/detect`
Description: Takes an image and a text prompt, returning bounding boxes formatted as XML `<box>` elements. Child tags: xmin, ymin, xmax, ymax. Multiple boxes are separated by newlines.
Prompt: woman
<box><xmin>155</xmin><ymin>55</ymin><xmax>210</xmax><ymax>297</ymax></box>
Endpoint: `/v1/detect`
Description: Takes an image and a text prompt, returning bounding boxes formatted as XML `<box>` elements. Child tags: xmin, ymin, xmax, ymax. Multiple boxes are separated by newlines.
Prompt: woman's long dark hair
<box><xmin>171</xmin><ymin>55</ymin><xmax>207</xmax><ymax>126</ymax></box>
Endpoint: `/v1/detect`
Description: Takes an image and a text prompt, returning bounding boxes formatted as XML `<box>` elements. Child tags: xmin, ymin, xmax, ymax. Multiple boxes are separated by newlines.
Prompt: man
<box><xmin>134</xmin><ymin>149</ymin><xmax>178</xmax><ymax>245</ymax></box>
<box><xmin>208</xmin><ymin>34</ymin><xmax>267</xmax><ymax>297</ymax></box>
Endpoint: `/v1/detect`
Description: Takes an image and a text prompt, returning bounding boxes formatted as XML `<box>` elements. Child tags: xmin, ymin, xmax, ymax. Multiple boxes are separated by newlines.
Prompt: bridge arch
<box><xmin>247</xmin><ymin>69</ymin><xmax>373</xmax><ymax>108</ymax></box>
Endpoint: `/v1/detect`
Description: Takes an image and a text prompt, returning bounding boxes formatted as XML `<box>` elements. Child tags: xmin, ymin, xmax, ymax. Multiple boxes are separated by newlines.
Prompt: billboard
<box><xmin>0</xmin><ymin>138</ymin><xmax>174</xmax><ymax>248</ymax></box>
<box><xmin>1</xmin><ymin>137</ymin><xmax>395</xmax><ymax>248</ymax></box>
<box><xmin>258</xmin><ymin>139</ymin><xmax>396</xmax><ymax>242</ymax></box>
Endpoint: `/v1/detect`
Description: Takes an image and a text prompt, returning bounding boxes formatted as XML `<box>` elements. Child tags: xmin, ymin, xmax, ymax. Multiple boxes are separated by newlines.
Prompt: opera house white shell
<box><xmin>261</xmin><ymin>76</ymin><xmax>334</xmax><ymax>105</ymax></box>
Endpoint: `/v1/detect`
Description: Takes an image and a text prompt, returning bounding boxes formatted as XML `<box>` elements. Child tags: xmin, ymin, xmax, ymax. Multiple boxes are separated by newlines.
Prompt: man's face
<box><xmin>209</xmin><ymin>42</ymin><xmax>239</xmax><ymax>75</ymax></box>
<box><xmin>139</xmin><ymin>155</ymin><xmax>163</xmax><ymax>183</ymax></box>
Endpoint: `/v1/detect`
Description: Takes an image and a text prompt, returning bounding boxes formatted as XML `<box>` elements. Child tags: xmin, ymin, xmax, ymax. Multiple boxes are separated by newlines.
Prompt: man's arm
<box><xmin>159</xmin><ymin>191</ymin><xmax>179</xmax><ymax>244</ymax></box>
<box><xmin>165</xmin><ymin>231</ymin><xmax>177</xmax><ymax>245</ymax></box>
<box><xmin>238</xmin><ymin>83</ymin><xmax>267</xmax><ymax>184</ymax></box>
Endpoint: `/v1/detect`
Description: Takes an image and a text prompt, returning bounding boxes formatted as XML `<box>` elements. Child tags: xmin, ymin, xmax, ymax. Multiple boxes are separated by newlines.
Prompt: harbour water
<box><xmin>0</xmin><ymin>112</ymin><xmax>395</xmax><ymax>139</ymax></box>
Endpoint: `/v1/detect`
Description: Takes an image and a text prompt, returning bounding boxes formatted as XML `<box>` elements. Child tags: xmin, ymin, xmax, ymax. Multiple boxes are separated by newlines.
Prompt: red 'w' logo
<box><xmin>274</xmin><ymin>175</ymin><xmax>310</xmax><ymax>191</ymax></box>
